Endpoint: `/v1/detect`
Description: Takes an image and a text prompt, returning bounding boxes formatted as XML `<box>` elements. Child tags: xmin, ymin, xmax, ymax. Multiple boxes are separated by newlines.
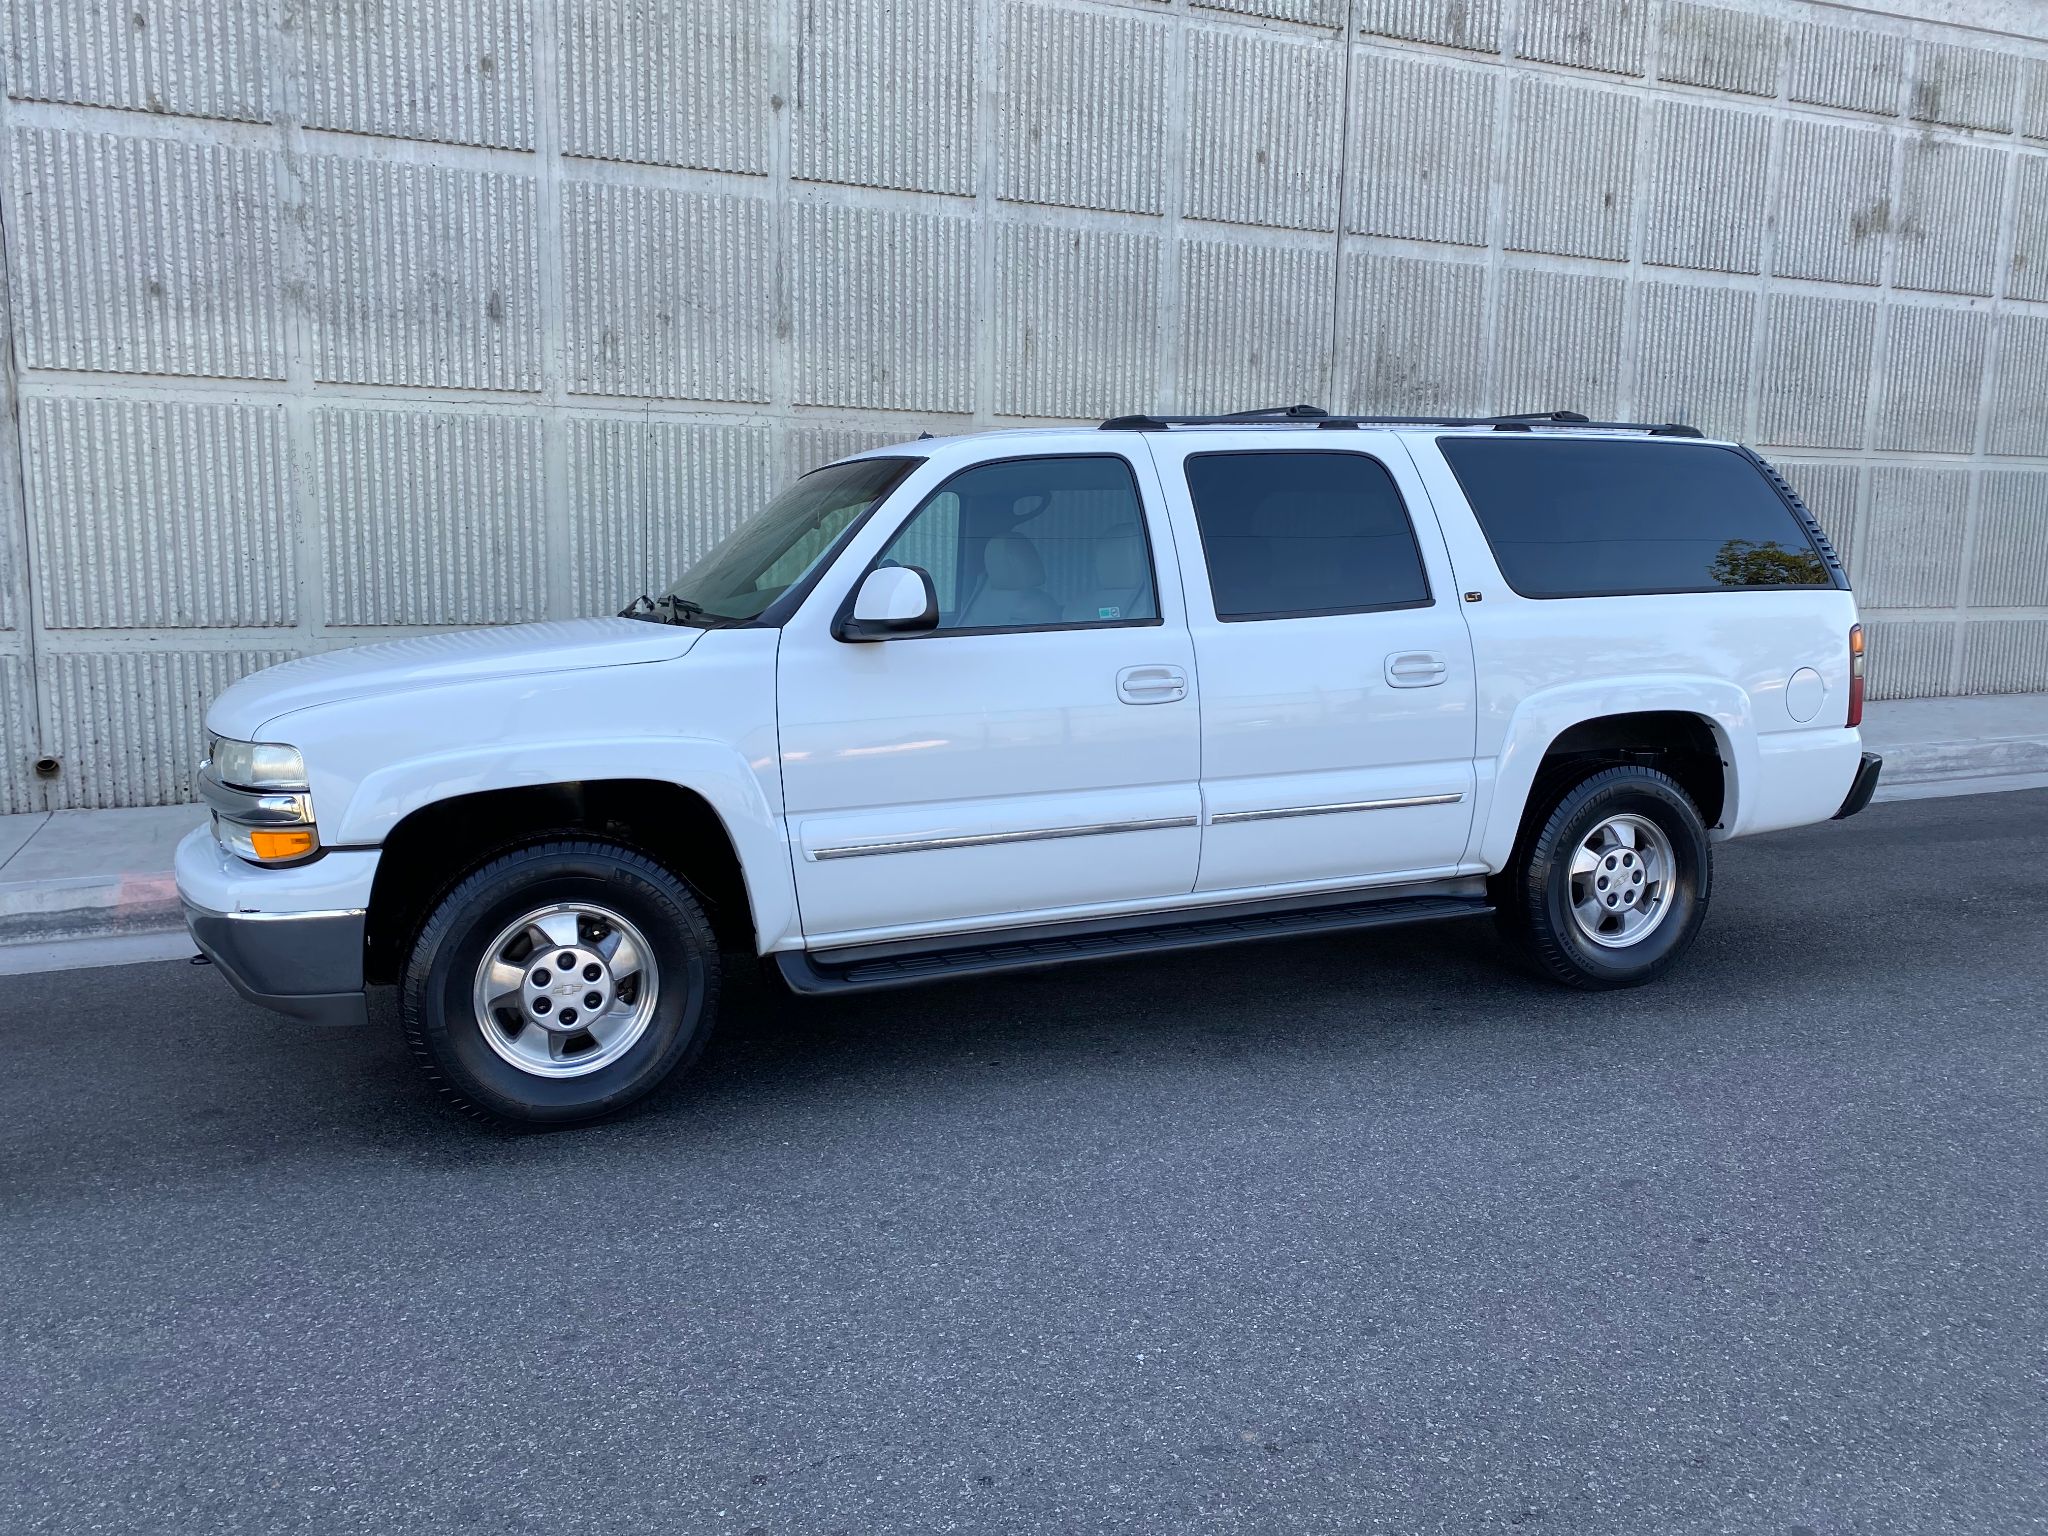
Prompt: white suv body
<box><xmin>178</xmin><ymin>413</ymin><xmax>1879</xmax><ymax>1123</ymax></box>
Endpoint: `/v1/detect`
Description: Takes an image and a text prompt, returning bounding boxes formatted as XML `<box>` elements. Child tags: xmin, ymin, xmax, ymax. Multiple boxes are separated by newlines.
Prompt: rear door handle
<box><xmin>1385</xmin><ymin>650</ymin><xmax>1449</xmax><ymax>688</ymax></box>
<box><xmin>1118</xmin><ymin>664</ymin><xmax>1188</xmax><ymax>705</ymax></box>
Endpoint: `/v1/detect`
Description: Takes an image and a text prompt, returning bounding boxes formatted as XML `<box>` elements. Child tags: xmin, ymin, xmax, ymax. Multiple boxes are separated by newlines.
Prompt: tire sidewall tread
<box><xmin>1504</xmin><ymin>765</ymin><xmax>1712</xmax><ymax>991</ymax></box>
<box><xmin>400</xmin><ymin>839</ymin><xmax>721</xmax><ymax>1126</ymax></box>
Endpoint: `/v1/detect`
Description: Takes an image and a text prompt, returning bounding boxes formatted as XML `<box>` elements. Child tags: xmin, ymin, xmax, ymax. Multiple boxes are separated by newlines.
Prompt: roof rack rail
<box><xmin>1098</xmin><ymin>408</ymin><xmax>1702</xmax><ymax>439</ymax></box>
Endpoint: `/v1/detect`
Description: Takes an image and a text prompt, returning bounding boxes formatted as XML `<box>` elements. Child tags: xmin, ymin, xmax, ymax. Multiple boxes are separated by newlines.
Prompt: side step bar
<box><xmin>775</xmin><ymin>891</ymin><xmax>1494</xmax><ymax>995</ymax></box>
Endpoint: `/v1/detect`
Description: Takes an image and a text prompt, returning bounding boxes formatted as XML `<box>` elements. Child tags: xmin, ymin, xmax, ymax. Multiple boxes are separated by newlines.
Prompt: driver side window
<box><xmin>873</xmin><ymin>455</ymin><xmax>1158</xmax><ymax>634</ymax></box>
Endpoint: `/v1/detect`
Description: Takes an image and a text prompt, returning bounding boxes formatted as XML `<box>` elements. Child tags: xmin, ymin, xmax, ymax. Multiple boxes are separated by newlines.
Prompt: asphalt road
<box><xmin>5</xmin><ymin>790</ymin><xmax>2047</xmax><ymax>1535</ymax></box>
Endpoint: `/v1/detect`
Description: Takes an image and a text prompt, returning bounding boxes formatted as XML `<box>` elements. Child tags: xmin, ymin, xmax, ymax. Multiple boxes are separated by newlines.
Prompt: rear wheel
<box><xmin>401</xmin><ymin>840</ymin><xmax>720</xmax><ymax>1125</ymax></box>
<box><xmin>1495</xmin><ymin>764</ymin><xmax>1710</xmax><ymax>989</ymax></box>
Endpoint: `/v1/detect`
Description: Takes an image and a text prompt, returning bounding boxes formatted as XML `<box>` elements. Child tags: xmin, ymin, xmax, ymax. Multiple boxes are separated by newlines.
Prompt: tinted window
<box><xmin>1183</xmin><ymin>452</ymin><xmax>1431</xmax><ymax>621</ymax></box>
<box><xmin>874</xmin><ymin>456</ymin><xmax>1158</xmax><ymax>632</ymax></box>
<box><xmin>1437</xmin><ymin>437</ymin><xmax>1833</xmax><ymax>598</ymax></box>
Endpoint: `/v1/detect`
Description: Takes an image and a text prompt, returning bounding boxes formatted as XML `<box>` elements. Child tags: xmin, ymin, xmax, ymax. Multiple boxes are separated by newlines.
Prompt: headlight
<box><xmin>202</xmin><ymin>738</ymin><xmax>317</xmax><ymax>864</ymax></box>
<box><xmin>209</xmin><ymin>737</ymin><xmax>307</xmax><ymax>790</ymax></box>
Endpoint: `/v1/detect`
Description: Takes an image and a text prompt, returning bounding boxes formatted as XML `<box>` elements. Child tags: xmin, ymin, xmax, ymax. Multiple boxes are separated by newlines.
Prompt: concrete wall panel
<box><xmin>793</xmin><ymin>0</ymin><xmax>973</xmax><ymax>195</ymax></box>
<box><xmin>1185</xmin><ymin>24</ymin><xmax>1342</xmax><ymax>232</ymax></box>
<box><xmin>791</xmin><ymin>202</ymin><xmax>975</xmax><ymax>412</ymax></box>
<box><xmin>309</xmin><ymin>156</ymin><xmax>540</xmax><ymax>391</ymax></box>
<box><xmin>559</xmin><ymin>0</ymin><xmax>765</xmax><ymax>173</ymax></box>
<box><xmin>2025</xmin><ymin>59</ymin><xmax>2048</xmax><ymax>142</ymax></box>
<box><xmin>299</xmin><ymin>0</ymin><xmax>534</xmax><ymax>149</ymax></box>
<box><xmin>1961</xmin><ymin>620</ymin><xmax>2048</xmax><ymax>693</ymax></box>
<box><xmin>1911</xmin><ymin>40</ymin><xmax>2019</xmax><ymax>133</ymax></box>
<box><xmin>1634</xmin><ymin>281</ymin><xmax>1756</xmax><ymax>440</ymax></box>
<box><xmin>994</xmin><ymin>221</ymin><xmax>1161</xmax><ymax>420</ymax></box>
<box><xmin>1658</xmin><ymin>3</ymin><xmax>1782</xmax><ymax>98</ymax></box>
<box><xmin>318</xmin><ymin>408</ymin><xmax>545</xmax><ymax>628</ymax></box>
<box><xmin>1504</xmin><ymin>77</ymin><xmax>1637</xmax><ymax>261</ymax></box>
<box><xmin>0</xmin><ymin>651</ymin><xmax>31</xmax><ymax>819</ymax></box>
<box><xmin>0</xmin><ymin>653</ymin><xmax>34</xmax><ymax>816</ymax></box>
<box><xmin>1180</xmin><ymin>236</ymin><xmax>1333</xmax><ymax>416</ymax></box>
<box><xmin>562</xmin><ymin>179</ymin><xmax>771</xmax><ymax>403</ymax></box>
<box><xmin>1877</xmin><ymin>305</ymin><xmax>1989</xmax><ymax>455</ymax></box>
<box><xmin>7</xmin><ymin>127</ymin><xmax>283</xmax><ymax>379</ymax></box>
<box><xmin>1865</xmin><ymin>620</ymin><xmax>1957</xmax><ymax>701</ymax></box>
<box><xmin>1516</xmin><ymin>0</ymin><xmax>1647</xmax><ymax>77</ymax></box>
<box><xmin>1645</xmin><ymin>99</ymin><xmax>1768</xmax><ymax>275</ymax></box>
<box><xmin>1859</xmin><ymin>466</ymin><xmax>1969</xmax><ymax>609</ymax></box>
<box><xmin>1777</xmin><ymin>460</ymin><xmax>1864</xmax><ymax>577</ymax></box>
<box><xmin>1758</xmin><ymin>292</ymin><xmax>1876</xmax><ymax>449</ymax></box>
<box><xmin>1340</xmin><ymin>251</ymin><xmax>1486</xmax><ymax>415</ymax></box>
<box><xmin>1774</xmin><ymin>119</ymin><xmax>1890</xmax><ymax>288</ymax></box>
<box><xmin>21</xmin><ymin>396</ymin><xmax>293</xmax><ymax>630</ymax></box>
<box><xmin>1357</xmin><ymin>0</ymin><xmax>1503</xmax><ymax>53</ymax></box>
<box><xmin>1969</xmin><ymin>472</ymin><xmax>2048</xmax><ymax>608</ymax></box>
<box><xmin>1000</xmin><ymin>2</ymin><xmax>1168</xmax><ymax>216</ymax></box>
<box><xmin>1894</xmin><ymin>138</ymin><xmax>2004</xmax><ymax>297</ymax></box>
<box><xmin>1198</xmin><ymin>0</ymin><xmax>1347</xmax><ymax>29</ymax></box>
<box><xmin>2008</xmin><ymin>154</ymin><xmax>2048</xmax><ymax>303</ymax></box>
<box><xmin>1988</xmin><ymin>314</ymin><xmax>2048</xmax><ymax>457</ymax></box>
<box><xmin>1347</xmin><ymin>50</ymin><xmax>1495</xmax><ymax>248</ymax></box>
<box><xmin>1788</xmin><ymin>22</ymin><xmax>1904</xmax><ymax>115</ymax></box>
<box><xmin>7</xmin><ymin>0</ymin><xmax>270</xmax><ymax>122</ymax></box>
<box><xmin>1497</xmin><ymin>267</ymin><xmax>1625</xmax><ymax>417</ymax></box>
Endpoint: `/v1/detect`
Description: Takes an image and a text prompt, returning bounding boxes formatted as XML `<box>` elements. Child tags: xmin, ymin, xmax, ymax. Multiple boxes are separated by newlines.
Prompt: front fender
<box><xmin>1473</xmin><ymin>676</ymin><xmax>1756</xmax><ymax>871</ymax></box>
<box><xmin>250</xmin><ymin>632</ymin><xmax>799</xmax><ymax>952</ymax></box>
<box><xmin>335</xmin><ymin>737</ymin><xmax>796</xmax><ymax>954</ymax></box>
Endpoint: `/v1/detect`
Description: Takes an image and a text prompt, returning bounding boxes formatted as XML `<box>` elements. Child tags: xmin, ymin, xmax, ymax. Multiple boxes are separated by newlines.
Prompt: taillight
<box><xmin>1847</xmin><ymin>623</ymin><xmax>1865</xmax><ymax>728</ymax></box>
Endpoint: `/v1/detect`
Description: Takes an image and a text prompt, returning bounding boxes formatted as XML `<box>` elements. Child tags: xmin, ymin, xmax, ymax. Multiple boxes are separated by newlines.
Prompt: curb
<box><xmin>1869</xmin><ymin>734</ymin><xmax>2048</xmax><ymax>794</ymax></box>
<box><xmin>0</xmin><ymin>871</ymin><xmax>182</xmax><ymax>947</ymax></box>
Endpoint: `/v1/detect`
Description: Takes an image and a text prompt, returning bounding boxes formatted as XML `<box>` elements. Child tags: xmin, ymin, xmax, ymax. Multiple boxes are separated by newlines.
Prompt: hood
<box><xmin>208</xmin><ymin>618</ymin><xmax>704</xmax><ymax>739</ymax></box>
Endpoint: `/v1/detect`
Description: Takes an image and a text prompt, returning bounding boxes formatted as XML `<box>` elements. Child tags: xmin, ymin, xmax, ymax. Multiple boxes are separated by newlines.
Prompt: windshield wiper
<box><xmin>619</xmin><ymin>593</ymin><xmax>728</xmax><ymax>627</ymax></box>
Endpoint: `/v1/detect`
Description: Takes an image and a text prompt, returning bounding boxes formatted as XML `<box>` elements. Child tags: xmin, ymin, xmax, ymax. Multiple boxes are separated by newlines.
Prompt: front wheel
<box><xmin>1494</xmin><ymin>765</ymin><xmax>1711</xmax><ymax>990</ymax></box>
<box><xmin>401</xmin><ymin>840</ymin><xmax>720</xmax><ymax>1125</ymax></box>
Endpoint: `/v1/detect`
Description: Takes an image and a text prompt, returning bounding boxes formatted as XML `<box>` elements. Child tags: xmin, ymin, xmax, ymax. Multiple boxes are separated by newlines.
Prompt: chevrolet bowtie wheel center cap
<box><xmin>521</xmin><ymin>947</ymin><xmax>612</xmax><ymax>1031</ymax></box>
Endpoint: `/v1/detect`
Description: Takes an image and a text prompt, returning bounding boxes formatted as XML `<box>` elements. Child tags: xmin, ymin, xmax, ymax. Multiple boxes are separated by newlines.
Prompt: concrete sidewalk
<box><xmin>4</xmin><ymin>690</ymin><xmax>2046</xmax><ymax>975</ymax></box>
<box><xmin>0</xmin><ymin>804</ymin><xmax>200</xmax><ymax>974</ymax></box>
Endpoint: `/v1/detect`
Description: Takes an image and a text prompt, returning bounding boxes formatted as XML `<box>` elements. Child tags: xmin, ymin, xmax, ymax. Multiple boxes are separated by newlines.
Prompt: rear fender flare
<box><xmin>1474</xmin><ymin>679</ymin><xmax>1755</xmax><ymax>871</ymax></box>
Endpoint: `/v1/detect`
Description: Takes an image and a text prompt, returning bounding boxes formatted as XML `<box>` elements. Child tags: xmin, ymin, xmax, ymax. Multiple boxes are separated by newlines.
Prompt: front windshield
<box><xmin>654</xmin><ymin>457</ymin><xmax>918</xmax><ymax>622</ymax></box>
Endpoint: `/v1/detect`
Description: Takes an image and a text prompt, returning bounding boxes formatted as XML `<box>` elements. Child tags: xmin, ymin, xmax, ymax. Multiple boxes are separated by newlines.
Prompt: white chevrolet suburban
<box><xmin>178</xmin><ymin>408</ymin><xmax>1881</xmax><ymax>1125</ymax></box>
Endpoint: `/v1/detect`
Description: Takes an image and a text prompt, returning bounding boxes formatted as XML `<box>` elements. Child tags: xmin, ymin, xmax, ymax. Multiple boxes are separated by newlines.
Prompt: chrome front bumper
<box><xmin>183</xmin><ymin>902</ymin><xmax>370</xmax><ymax>1027</ymax></box>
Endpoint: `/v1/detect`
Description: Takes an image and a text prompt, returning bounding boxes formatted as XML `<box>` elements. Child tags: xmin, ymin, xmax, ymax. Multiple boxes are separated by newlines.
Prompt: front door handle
<box><xmin>1117</xmin><ymin>664</ymin><xmax>1188</xmax><ymax>705</ymax></box>
<box><xmin>1385</xmin><ymin>650</ymin><xmax>1449</xmax><ymax>688</ymax></box>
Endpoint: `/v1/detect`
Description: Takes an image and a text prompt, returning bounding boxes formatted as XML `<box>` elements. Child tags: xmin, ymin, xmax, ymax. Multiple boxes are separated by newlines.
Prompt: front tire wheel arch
<box><xmin>400</xmin><ymin>839</ymin><xmax>721</xmax><ymax>1126</ymax></box>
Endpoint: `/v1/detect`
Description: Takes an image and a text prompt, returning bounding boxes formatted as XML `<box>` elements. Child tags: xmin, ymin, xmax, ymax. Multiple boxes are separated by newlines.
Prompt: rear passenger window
<box><xmin>873</xmin><ymin>455</ymin><xmax>1158</xmax><ymax>632</ymax></box>
<box><xmin>1183</xmin><ymin>452</ymin><xmax>1432</xmax><ymax>621</ymax></box>
<box><xmin>1437</xmin><ymin>437</ymin><xmax>1835</xmax><ymax>599</ymax></box>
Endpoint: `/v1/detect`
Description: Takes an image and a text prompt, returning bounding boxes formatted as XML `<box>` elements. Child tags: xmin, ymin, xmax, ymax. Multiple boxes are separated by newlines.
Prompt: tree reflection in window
<box><xmin>1709</xmin><ymin>539</ymin><xmax>1829</xmax><ymax>588</ymax></box>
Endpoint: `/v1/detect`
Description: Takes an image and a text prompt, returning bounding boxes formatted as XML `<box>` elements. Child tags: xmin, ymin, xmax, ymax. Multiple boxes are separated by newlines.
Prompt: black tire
<box><xmin>1493</xmin><ymin>764</ymin><xmax>1711</xmax><ymax>990</ymax></box>
<box><xmin>401</xmin><ymin>840</ymin><xmax>720</xmax><ymax>1125</ymax></box>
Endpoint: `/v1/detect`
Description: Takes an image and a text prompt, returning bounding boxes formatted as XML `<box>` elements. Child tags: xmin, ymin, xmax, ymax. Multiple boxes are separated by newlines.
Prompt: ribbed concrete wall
<box><xmin>0</xmin><ymin>0</ymin><xmax>2045</xmax><ymax>811</ymax></box>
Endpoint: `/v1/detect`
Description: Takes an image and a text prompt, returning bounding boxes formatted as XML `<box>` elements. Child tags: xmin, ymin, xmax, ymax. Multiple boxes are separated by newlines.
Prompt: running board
<box><xmin>775</xmin><ymin>891</ymin><xmax>1494</xmax><ymax>995</ymax></box>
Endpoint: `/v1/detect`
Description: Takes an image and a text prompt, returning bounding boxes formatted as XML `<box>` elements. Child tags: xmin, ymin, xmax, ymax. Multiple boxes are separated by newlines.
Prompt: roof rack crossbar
<box><xmin>1098</xmin><ymin>409</ymin><xmax>1701</xmax><ymax>438</ymax></box>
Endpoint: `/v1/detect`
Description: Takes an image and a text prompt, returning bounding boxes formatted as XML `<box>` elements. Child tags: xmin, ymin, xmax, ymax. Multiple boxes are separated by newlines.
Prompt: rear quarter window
<box><xmin>1436</xmin><ymin>437</ymin><xmax>1839</xmax><ymax>599</ymax></box>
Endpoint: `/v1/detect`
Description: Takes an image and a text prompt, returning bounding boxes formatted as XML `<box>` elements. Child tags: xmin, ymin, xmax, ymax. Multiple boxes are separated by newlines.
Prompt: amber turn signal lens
<box><xmin>248</xmin><ymin>827</ymin><xmax>318</xmax><ymax>861</ymax></box>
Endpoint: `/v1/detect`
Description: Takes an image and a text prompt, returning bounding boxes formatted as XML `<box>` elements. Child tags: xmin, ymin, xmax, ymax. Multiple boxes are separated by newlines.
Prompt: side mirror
<box><xmin>838</xmin><ymin>565</ymin><xmax>939</xmax><ymax>641</ymax></box>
